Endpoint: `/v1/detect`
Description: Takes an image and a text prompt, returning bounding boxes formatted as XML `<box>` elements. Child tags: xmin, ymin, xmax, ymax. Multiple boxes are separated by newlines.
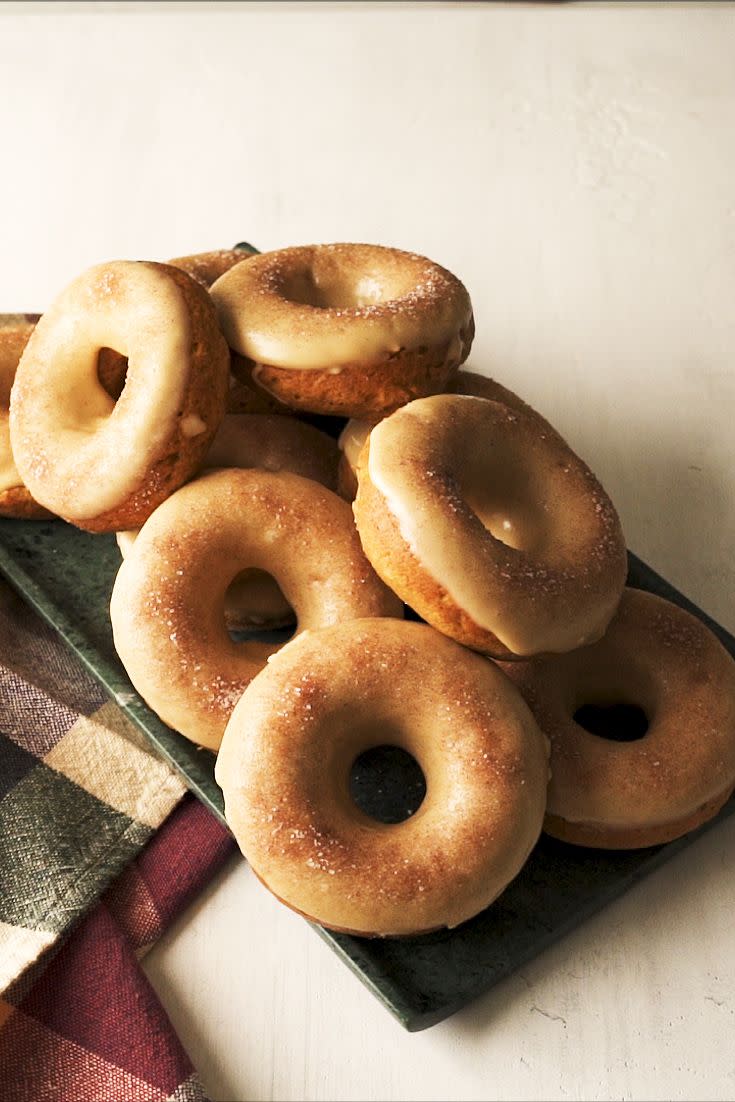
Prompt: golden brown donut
<box><xmin>117</xmin><ymin>413</ymin><xmax>341</xmax><ymax>630</ymax></box>
<box><xmin>337</xmin><ymin>369</ymin><xmax>560</xmax><ymax>501</ymax></box>
<box><xmin>499</xmin><ymin>588</ymin><xmax>735</xmax><ymax>848</ymax></box>
<box><xmin>110</xmin><ymin>468</ymin><xmax>402</xmax><ymax>751</ymax></box>
<box><xmin>0</xmin><ymin>316</ymin><xmax>51</xmax><ymax>519</ymax></box>
<box><xmin>354</xmin><ymin>394</ymin><xmax>627</xmax><ymax>658</ymax></box>
<box><xmin>10</xmin><ymin>261</ymin><xmax>230</xmax><ymax>532</ymax></box>
<box><xmin>215</xmin><ymin>617</ymin><xmax>550</xmax><ymax>936</ymax></box>
<box><xmin>211</xmin><ymin>243</ymin><xmax>474</xmax><ymax>419</ymax></box>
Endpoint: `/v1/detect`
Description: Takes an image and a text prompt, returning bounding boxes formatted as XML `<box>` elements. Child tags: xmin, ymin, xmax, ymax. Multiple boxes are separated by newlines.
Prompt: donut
<box><xmin>167</xmin><ymin>246</ymin><xmax>255</xmax><ymax>289</ymax></box>
<box><xmin>110</xmin><ymin>467</ymin><xmax>402</xmax><ymax>750</ymax></box>
<box><xmin>215</xmin><ymin>617</ymin><xmax>550</xmax><ymax>937</ymax></box>
<box><xmin>0</xmin><ymin>316</ymin><xmax>51</xmax><ymax>519</ymax></box>
<box><xmin>117</xmin><ymin>413</ymin><xmax>341</xmax><ymax>630</ymax></box>
<box><xmin>9</xmin><ymin>261</ymin><xmax>230</xmax><ymax>532</ymax></box>
<box><xmin>211</xmin><ymin>243</ymin><xmax>474</xmax><ymax>419</ymax></box>
<box><xmin>499</xmin><ymin>588</ymin><xmax>735</xmax><ymax>848</ymax></box>
<box><xmin>337</xmin><ymin>369</ymin><xmax>559</xmax><ymax>500</ymax></box>
<box><xmin>353</xmin><ymin>393</ymin><xmax>627</xmax><ymax>658</ymax></box>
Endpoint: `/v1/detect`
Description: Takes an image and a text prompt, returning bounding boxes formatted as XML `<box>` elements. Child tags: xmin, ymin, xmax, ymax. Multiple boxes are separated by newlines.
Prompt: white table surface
<box><xmin>3</xmin><ymin>2</ymin><xmax>735</xmax><ymax>1099</ymax></box>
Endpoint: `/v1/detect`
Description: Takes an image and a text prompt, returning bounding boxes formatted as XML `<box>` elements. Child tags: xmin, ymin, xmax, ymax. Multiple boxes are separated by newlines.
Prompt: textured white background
<box><xmin>2</xmin><ymin>3</ymin><xmax>735</xmax><ymax>1100</ymax></box>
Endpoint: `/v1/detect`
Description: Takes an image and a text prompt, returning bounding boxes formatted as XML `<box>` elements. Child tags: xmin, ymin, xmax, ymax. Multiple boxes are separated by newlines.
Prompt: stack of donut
<box><xmin>5</xmin><ymin>241</ymin><xmax>735</xmax><ymax>939</ymax></box>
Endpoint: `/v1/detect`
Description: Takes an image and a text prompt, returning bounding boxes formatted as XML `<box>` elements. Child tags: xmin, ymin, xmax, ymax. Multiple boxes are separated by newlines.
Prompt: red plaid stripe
<box><xmin>105</xmin><ymin>799</ymin><xmax>236</xmax><ymax>952</ymax></box>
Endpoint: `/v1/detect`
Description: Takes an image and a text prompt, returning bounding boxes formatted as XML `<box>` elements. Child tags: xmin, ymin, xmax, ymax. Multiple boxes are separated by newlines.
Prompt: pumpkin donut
<box><xmin>353</xmin><ymin>394</ymin><xmax>627</xmax><ymax>658</ymax></box>
<box><xmin>0</xmin><ymin>315</ymin><xmax>51</xmax><ymax>519</ymax></box>
<box><xmin>215</xmin><ymin>617</ymin><xmax>550</xmax><ymax>937</ymax></box>
<box><xmin>9</xmin><ymin>261</ymin><xmax>230</xmax><ymax>532</ymax></box>
<box><xmin>110</xmin><ymin>468</ymin><xmax>402</xmax><ymax>750</ymax></box>
<box><xmin>211</xmin><ymin>243</ymin><xmax>474</xmax><ymax>419</ymax></box>
<box><xmin>499</xmin><ymin>588</ymin><xmax>735</xmax><ymax>848</ymax></box>
<box><xmin>117</xmin><ymin>413</ymin><xmax>340</xmax><ymax>630</ymax></box>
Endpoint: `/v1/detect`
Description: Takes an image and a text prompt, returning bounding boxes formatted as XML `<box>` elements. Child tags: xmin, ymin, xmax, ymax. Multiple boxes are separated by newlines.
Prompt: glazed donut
<box><xmin>117</xmin><ymin>413</ymin><xmax>341</xmax><ymax>629</ymax></box>
<box><xmin>337</xmin><ymin>369</ymin><xmax>559</xmax><ymax>500</ymax></box>
<box><xmin>110</xmin><ymin>468</ymin><xmax>402</xmax><ymax>751</ymax></box>
<box><xmin>354</xmin><ymin>394</ymin><xmax>627</xmax><ymax>658</ymax></box>
<box><xmin>167</xmin><ymin>246</ymin><xmax>255</xmax><ymax>289</ymax></box>
<box><xmin>0</xmin><ymin>316</ymin><xmax>51</xmax><ymax>519</ymax></box>
<box><xmin>215</xmin><ymin>617</ymin><xmax>550</xmax><ymax>937</ymax></box>
<box><xmin>10</xmin><ymin>261</ymin><xmax>230</xmax><ymax>532</ymax></box>
<box><xmin>211</xmin><ymin>243</ymin><xmax>474</xmax><ymax>419</ymax></box>
<box><xmin>499</xmin><ymin>588</ymin><xmax>735</xmax><ymax>848</ymax></box>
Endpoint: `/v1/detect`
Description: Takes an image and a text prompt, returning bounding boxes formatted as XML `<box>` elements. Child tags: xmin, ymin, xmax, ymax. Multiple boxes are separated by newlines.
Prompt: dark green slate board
<box><xmin>0</xmin><ymin>515</ymin><xmax>733</xmax><ymax>1031</ymax></box>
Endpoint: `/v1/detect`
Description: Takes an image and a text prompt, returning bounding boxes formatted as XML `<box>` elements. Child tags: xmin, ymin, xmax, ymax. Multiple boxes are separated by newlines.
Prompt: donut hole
<box><xmin>97</xmin><ymin>347</ymin><xmax>129</xmax><ymax>400</ymax></box>
<box><xmin>462</xmin><ymin>478</ymin><xmax>542</xmax><ymax>552</ymax></box>
<box><xmin>281</xmin><ymin>269</ymin><xmax>389</xmax><ymax>310</ymax></box>
<box><xmin>466</xmin><ymin>495</ymin><xmax>537</xmax><ymax>551</ymax></box>
<box><xmin>349</xmin><ymin>745</ymin><xmax>426</xmax><ymax>824</ymax></box>
<box><xmin>573</xmin><ymin>701</ymin><xmax>649</xmax><ymax>742</ymax></box>
<box><xmin>225</xmin><ymin>569</ymin><xmax>296</xmax><ymax>641</ymax></box>
<box><xmin>456</xmin><ymin>446</ymin><xmax>548</xmax><ymax>553</ymax></box>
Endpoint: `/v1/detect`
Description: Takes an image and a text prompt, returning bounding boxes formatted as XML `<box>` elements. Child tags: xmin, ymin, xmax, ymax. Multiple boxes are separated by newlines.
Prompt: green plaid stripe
<box><xmin>0</xmin><ymin>761</ymin><xmax>152</xmax><ymax>934</ymax></box>
<box><xmin>0</xmin><ymin>579</ymin><xmax>186</xmax><ymax>991</ymax></box>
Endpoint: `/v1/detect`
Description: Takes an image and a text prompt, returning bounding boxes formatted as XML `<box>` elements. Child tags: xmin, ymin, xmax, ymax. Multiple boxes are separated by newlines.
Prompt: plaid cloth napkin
<box><xmin>0</xmin><ymin>578</ymin><xmax>236</xmax><ymax>1100</ymax></box>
